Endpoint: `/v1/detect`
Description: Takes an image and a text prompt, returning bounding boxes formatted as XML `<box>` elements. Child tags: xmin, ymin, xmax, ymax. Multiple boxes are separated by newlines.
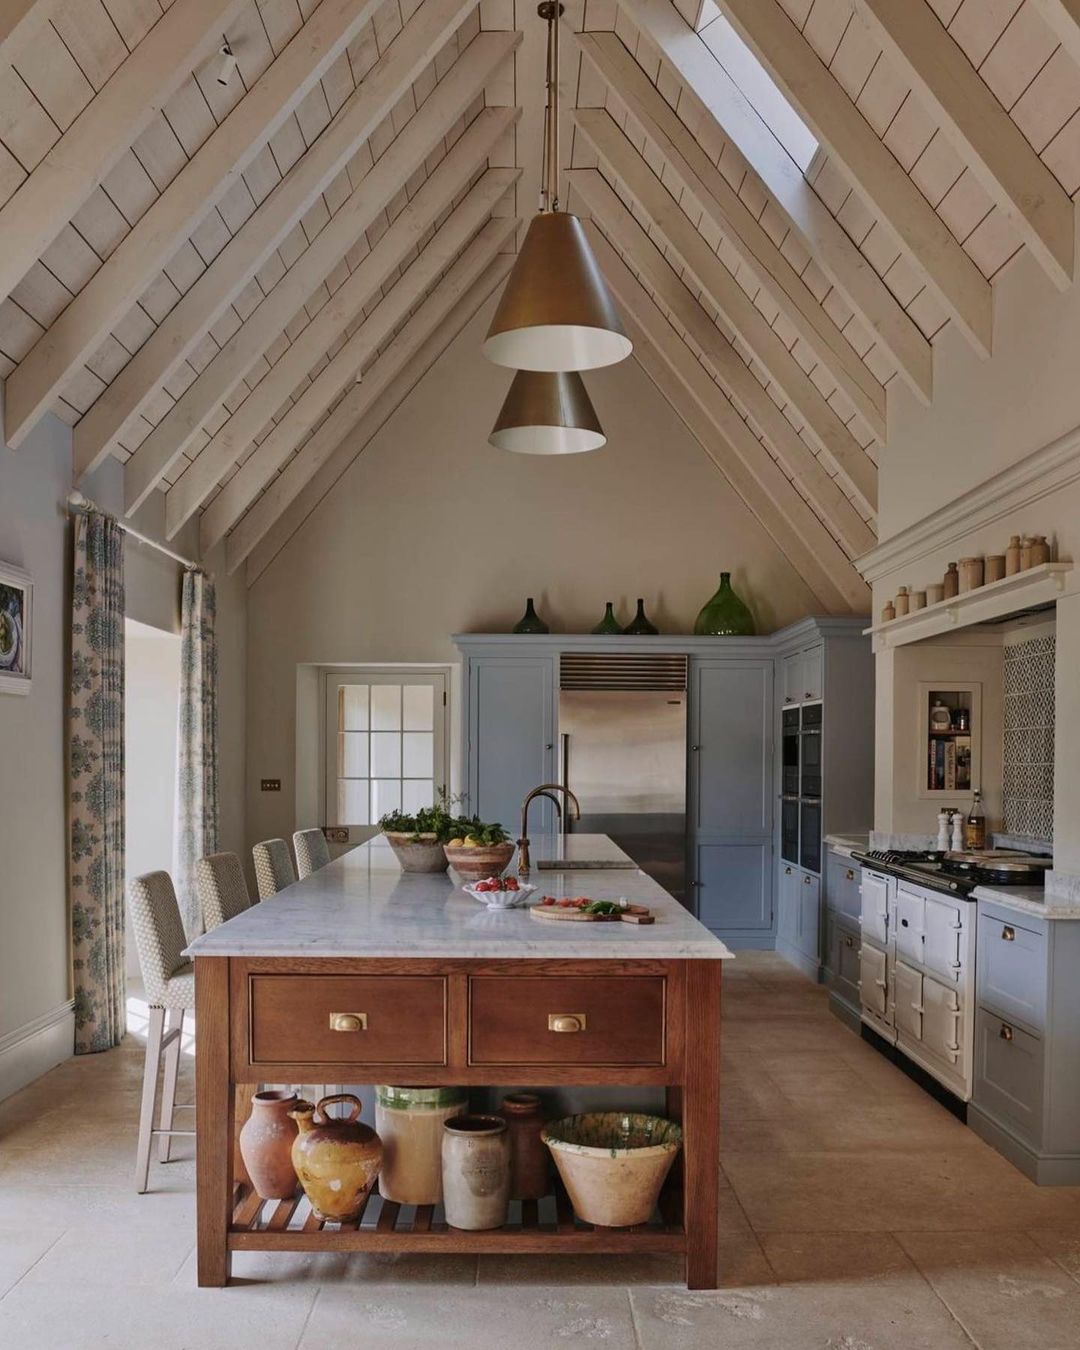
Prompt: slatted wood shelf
<box><xmin>228</xmin><ymin>1183</ymin><xmax>685</xmax><ymax>1254</ymax></box>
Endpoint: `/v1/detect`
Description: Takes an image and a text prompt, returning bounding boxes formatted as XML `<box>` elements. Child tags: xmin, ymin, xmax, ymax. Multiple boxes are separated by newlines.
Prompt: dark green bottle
<box><xmin>512</xmin><ymin>597</ymin><xmax>549</xmax><ymax>634</ymax></box>
<box><xmin>590</xmin><ymin>602</ymin><xmax>622</xmax><ymax>635</ymax></box>
<box><xmin>623</xmin><ymin>598</ymin><xmax>659</xmax><ymax>635</ymax></box>
<box><xmin>694</xmin><ymin>572</ymin><xmax>755</xmax><ymax>636</ymax></box>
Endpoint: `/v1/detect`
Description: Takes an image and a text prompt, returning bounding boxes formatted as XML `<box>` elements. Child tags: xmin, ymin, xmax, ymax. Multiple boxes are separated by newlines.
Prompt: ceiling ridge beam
<box><xmin>584</xmin><ymin>222</ymin><xmax>865</xmax><ymax>613</ymax></box>
<box><xmin>0</xmin><ymin>0</ymin><xmax>248</xmax><ymax>312</ymax></box>
<box><xmin>5</xmin><ymin>0</ymin><xmax>388</xmax><ymax>450</ymax></box>
<box><xmin>72</xmin><ymin>0</ymin><xmax>480</xmax><ymax>479</ymax></box>
<box><xmin>244</xmin><ymin>255</ymin><xmax>514</xmax><ymax>585</ymax></box>
<box><xmin>201</xmin><ymin>197</ymin><xmax>518</xmax><ymax>553</ymax></box>
<box><xmin>714</xmin><ymin>0</ymin><xmax>993</xmax><ymax>357</ymax></box>
<box><xmin>614</xmin><ymin>0</ymin><xmax>933</xmax><ymax>405</ymax></box>
<box><xmin>0</xmin><ymin>0</ymin><xmax>51</xmax><ymax>64</ymax></box>
<box><xmin>122</xmin><ymin>42</ymin><xmax>519</xmax><ymax>519</ymax></box>
<box><xmin>855</xmin><ymin>0</ymin><xmax>1074</xmax><ymax>291</ymax></box>
<box><xmin>576</xmin><ymin>29</ymin><xmax>888</xmax><ymax>441</ymax></box>
<box><xmin>575</xmin><ymin>108</ymin><xmax>877</xmax><ymax>517</ymax></box>
<box><xmin>225</xmin><ymin>213</ymin><xmax>518</xmax><ymax>570</ymax></box>
<box><xmin>175</xmin><ymin>155</ymin><xmax>519</xmax><ymax>541</ymax></box>
<box><xmin>570</xmin><ymin>169</ymin><xmax>876</xmax><ymax>559</ymax></box>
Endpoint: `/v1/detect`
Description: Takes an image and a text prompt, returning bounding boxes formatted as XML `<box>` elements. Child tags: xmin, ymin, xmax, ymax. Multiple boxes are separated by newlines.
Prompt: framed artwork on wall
<box><xmin>0</xmin><ymin>562</ymin><xmax>32</xmax><ymax>695</ymax></box>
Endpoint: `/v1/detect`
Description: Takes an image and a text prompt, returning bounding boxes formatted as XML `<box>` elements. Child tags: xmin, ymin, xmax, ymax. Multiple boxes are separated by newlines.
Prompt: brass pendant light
<box><xmin>482</xmin><ymin>2</ymin><xmax>631</xmax><ymax>372</ymax></box>
<box><xmin>488</xmin><ymin>369</ymin><xmax>605</xmax><ymax>454</ymax></box>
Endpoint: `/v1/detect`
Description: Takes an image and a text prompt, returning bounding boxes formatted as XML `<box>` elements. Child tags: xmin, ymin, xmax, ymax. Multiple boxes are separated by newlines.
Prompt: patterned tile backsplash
<box><xmin>1002</xmin><ymin>633</ymin><xmax>1055</xmax><ymax>842</ymax></box>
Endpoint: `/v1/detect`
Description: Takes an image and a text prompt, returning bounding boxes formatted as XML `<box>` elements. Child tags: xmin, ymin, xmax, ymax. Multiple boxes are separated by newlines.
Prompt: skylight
<box><xmin>700</xmin><ymin>11</ymin><xmax>820</xmax><ymax>173</ymax></box>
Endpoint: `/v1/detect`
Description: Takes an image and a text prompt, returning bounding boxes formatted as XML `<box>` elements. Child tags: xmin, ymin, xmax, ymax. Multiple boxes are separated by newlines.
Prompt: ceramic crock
<box><xmin>289</xmin><ymin>1094</ymin><xmax>382</xmax><ymax>1222</ymax></box>
<box><xmin>239</xmin><ymin>1089</ymin><xmax>300</xmax><ymax>1200</ymax></box>
<box><xmin>441</xmin><ymin>1114</ymin><xmax>510</xmax><ymax>1230</ymax></box>
<box><xmin>542</xmin><ymin>1112</ymin><xmax>682</xmax><ymax>1228</ymax></box>
<box><xmin>499</xmin><ymin>1093</ymin><xmax>549</xmax><ymax>1201</ymax></box>
<box><xmin>375</xmin><ymin>1086</ymin><xmax>468</xmax><ymax>1205</ymax></box>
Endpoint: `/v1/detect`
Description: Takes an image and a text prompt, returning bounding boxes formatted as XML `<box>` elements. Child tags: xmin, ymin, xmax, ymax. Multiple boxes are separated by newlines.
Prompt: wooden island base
<box><xmin>195</xmin><ymin>955</ymin><xmax>722</xmax><ymax>1289</ymax></box>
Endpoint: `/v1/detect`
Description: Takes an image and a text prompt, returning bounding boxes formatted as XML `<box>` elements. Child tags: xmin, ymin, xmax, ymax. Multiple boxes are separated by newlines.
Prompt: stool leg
<box><xmin>135</xmin><ymin>1006</ymin><xmax>165</xmax><ymax>1193</ymax></box>
<box><xmin>158</xmin><ymin>1008</ymin><xmax>184</xmax><ymax>1163</ymax></box>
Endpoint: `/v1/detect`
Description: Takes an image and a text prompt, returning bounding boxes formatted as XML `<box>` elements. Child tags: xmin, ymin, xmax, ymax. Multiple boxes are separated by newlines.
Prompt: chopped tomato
<box><xmin>541</xmin><ymin>896</ymin><xmax>555</xmax><ymax>906</ymax></box>
<box><xmin>557</xmin><ymin>898</ymin><xmax>571</xmax><ymax>907</ymax></box>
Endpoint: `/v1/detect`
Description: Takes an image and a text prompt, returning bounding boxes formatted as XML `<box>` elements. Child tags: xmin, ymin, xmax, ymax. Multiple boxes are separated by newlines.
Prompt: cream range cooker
<box><xmin>852</xmin><ymin>850</ymin><xmax>1050</xmax><ymax>1103</ymax></box>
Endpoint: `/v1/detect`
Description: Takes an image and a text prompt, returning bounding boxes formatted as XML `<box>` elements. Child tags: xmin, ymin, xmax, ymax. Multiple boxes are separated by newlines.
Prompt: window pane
<box><xmin>403</xmin><ymin>731</ymin><xmax>433</xmax><ymax>778</ymax></box>
<box><xmin>371</xmin><ymin>780</ymin><xmax>401</xmax><ymax>818</ymax></box>
<box><xmin>338</xmin><ymin>779</ymin><xmax>369</xmax><ymax>824</ymax></box>
<box><xmin>338</xmin><ymin>732</ymin><xmax>368</xmax><ymax>777</ymax></box>
<box><xmin>370</xmin><ymin>732</ymin><xmax>402</xmax><ymax>777</ymax></box>
<box><xmin>402</xmin><ymin>779</ymin><xmax>434</xmax><ymax>814</ymax></box>
<box><xmin>371</xmin><ymin>684</ymin><xmax>401</xmax><ymax>731</ymax></box>
<box><xmin>339</xmin><ymin>684</ymin><xmax>368</xmax><ymax>731</ymax></box>
<box><xmin>403</xmin><ymin>684</ymin><xmax>434</xmax><ymax>731</ymax></box>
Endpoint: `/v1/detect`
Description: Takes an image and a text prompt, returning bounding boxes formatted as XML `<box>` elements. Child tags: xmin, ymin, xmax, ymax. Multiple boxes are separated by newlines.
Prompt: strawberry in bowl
<box><xmin>462</xmin><ymin>876</ymin><xmax>536</xmax><ymax>910</ymax></box>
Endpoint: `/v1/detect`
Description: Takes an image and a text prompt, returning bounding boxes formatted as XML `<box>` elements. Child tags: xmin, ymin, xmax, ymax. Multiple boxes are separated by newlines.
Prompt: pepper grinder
<box><xmin>936</xmin><ymin>810</ymin><xmax>951</xmax><ymax>853</ymax></box>
<box><xmin>950</xmin><ymin>810</ymin><xmax>965</xmax><ymax>853</ymax></box>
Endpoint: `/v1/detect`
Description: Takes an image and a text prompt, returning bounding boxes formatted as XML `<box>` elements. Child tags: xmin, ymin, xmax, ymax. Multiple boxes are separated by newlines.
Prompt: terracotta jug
<box><xmin>239</xmin><ymin>1089</ymin><xmax>300</xmax><ymax>1200</ymax></box>
<box><xmin>289</xmin><ymin>1094</ymin><xmax>383</xmax><ymax>1222</ymax></box>
<box><xmin>500</xmin><ymin>1093</ymin><xmax>550</xmax><ymax>1201</ymax></box>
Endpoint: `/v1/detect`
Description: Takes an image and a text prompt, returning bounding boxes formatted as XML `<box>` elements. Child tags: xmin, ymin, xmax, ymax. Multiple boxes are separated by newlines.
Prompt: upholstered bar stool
<box><xmin>252</xmin><ymin>838</ymin><xmax>297</xmax><ymax>899</ymax></box>
<box><xmin>196</xmin><ymin>851</ymin><xmax>253</xmax><ymax>931</ymax></box>
<box><xmin>128</xmin><ymin>870</ymin><xmax>196</xmax><ymax>1192</ymax></box>
<box><xmin>293</xmin><ymin>828</ymin><xmax>330</xmax><ymax>879</ymax></box>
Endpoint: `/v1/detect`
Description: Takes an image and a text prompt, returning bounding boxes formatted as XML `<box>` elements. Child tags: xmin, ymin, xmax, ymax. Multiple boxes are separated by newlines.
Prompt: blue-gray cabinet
<box><xmin>694</xmin><ymin>841</ymin><xmax>772</xmax><ymax>933</ymax></box>
<box><xmin>465</xmin><ymin>651</ymin><xmax>556</xmax><ymax>833</ymax></box>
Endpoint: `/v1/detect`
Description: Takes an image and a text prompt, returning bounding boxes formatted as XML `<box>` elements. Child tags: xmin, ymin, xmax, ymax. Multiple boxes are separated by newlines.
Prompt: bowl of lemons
<box><xmin>443</xmin><ymin>819</ymin><xmax>515</xmax><ymax>880</ymax></box>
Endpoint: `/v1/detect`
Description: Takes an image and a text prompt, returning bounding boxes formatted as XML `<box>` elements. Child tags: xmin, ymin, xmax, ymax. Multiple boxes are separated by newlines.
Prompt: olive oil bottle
<box><xmin>963</xmin><ymin>790</ymin><xmax>986</xmax><ymax>850</ymax></box>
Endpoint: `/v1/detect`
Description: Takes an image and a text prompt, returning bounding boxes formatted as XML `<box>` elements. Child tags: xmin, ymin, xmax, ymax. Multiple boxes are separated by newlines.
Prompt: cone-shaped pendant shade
<box><xmin>489</xmin><ymin>369</ymin><xmax>605</xmax><ymax>455</ymax></box>
<box><xmin>482</xmin><ymin>213</ymin><xmax>631</xmax><ymax>372</ymax></box>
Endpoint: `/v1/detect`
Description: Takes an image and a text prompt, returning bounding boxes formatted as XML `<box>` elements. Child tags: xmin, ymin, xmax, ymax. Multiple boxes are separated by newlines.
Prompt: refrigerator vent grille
<box><xmin>560</xmin><ymin>652</ymin><xmax>688</xmax><ymax>692</ymax></box>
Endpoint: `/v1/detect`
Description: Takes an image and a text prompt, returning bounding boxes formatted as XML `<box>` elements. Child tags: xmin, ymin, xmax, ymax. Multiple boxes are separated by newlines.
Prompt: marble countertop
<box><xmin>185</xmin><ymin>836</ymin><xmax>732</xmax><ymax>960</ymax></box>
<box><xmin>526</xmin><ymin>833</ymin><xmax>636</xmax><ymax>869</ymax></box>
<box><xmin>825</xmin><ymin>833</ymin><xmax>870</xmax><ymax>859</ymax></box>
<box><xmin>973</xmin><ymin>883</ymin><xmax>1080</xmax><ymax>920</ymax></box>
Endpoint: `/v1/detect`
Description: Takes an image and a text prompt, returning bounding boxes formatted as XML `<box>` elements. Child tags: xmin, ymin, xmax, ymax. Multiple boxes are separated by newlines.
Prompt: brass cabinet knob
<box><xmin>329</xmin><ymin>1012</ymin><xmax>367</xmax><ymax>1032</ymax></box>
<box><xmin>1002</xmin><ymin>926</ymin><xmax>1015</xmax><ymax>942</ymax></box>
<box><xmin>803</xmin><ymin>875</ymin><xmax>812</xmax><ymax>885</ymax></box>
<box><xmin>548</xmin><ymin>1013</ymin><xmax>586</xmax><ymax>1033</ymax></box>
<box><xmin>1000</xmin><ymin>1023</ymin><xmax>1014</xmax><ymax>1042</ymax></box>
<box><xmin>844</xmin><ymin>935</ymin><xmax>854</xmax><ymax>949</ymax></box>
<box><xmin>845</xmin><ymin>868</ymin><xmax>855</xmax><ymax>881</ymax></box>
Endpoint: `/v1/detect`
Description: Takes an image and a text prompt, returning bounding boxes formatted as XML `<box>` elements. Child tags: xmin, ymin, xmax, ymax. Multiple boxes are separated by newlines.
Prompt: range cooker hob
<box><xmin>853</xmin><ymin>848</ymin><xmax>1051</xmax><ymax>898</ymax></box>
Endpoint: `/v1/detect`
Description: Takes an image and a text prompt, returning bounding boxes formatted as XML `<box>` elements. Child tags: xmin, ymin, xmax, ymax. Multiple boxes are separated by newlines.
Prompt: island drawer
<box><xmin>468</xmin><ymin>976</ymin><xmax>666</xmax><ymax>1066</ymax></box>
<box><xmin>248</xmin><ymin>975</ymin><xmax>446</xmax><ymax>1065</ymax></box>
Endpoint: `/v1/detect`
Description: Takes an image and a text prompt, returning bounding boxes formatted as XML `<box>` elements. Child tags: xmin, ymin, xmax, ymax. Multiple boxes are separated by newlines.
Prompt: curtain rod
<box><xmin>66</xmin><ymin>491</ymin><xmax>200</xmax><ymax>571</ymax></box>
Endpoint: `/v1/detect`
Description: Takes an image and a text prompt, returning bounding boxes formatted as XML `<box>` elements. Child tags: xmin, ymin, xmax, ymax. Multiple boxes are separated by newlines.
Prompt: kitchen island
<box><xmin>186</xmin><ymin>836</ymin><xmax>730</xmax><ymax>1288</ymax></box>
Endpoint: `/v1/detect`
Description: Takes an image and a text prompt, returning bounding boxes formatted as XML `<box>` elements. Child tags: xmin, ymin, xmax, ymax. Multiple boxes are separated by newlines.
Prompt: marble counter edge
<box><xmin>973</xmin><ymin>883</ymin><xmax>1080</xmax><ymax>920</ymax></box>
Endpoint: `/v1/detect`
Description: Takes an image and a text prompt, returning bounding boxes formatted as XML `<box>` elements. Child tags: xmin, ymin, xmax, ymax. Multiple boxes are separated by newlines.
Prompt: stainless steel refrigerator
<box><xmin>558</xmin><ymin>653</ymin><xmax>688</xmax><ymax>906</ymax></box>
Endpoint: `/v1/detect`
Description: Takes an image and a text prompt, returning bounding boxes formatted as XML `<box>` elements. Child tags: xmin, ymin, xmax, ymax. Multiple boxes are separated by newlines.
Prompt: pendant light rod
<box><xmin>538</xmin><ymin>1</ymin><xmax>563</xmax><ymax>212</ymax></box>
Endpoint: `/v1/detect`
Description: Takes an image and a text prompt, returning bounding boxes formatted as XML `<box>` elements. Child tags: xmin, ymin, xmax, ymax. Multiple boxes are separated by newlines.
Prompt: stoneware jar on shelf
<box><xmin>375</xmin><ymin>1086</ymin><xmax>468</xmax><ymax>1206</ymax></box>
<box><xmin>1006</xmin><ymin>536</ymin><xmax>1022</xmax><ymax>575</ymax></box>
<box><xmin>895</xmin><ymin>586</ymin><xmax>910</xmax><ymax>617</ymax></box>
<box><xmin>958</xmin><ymin>558</ymin><xmax>984</xmax><ymax>592</ymax></box>
<box><xmin>943</xmin><ymin>563</ymin><xmax>960</xmax><ymax>599</ymax></box>
<box><xmin>499</xmin><ymin>1092</ymin><xmax>550</xmax><ymax>1201</ymax></box>
<box><xmin>441</xmin><ymin>1114</ymin><xmax>511</xmax><ymax>1230</ymax></box>
<box><xmin>289</xmin><ymin>1094</ymin><xmax>383</xmax><ymax>1223</ymax></box>
<box><xmin>238</xmin><ymin>1090</ymin><xmax>300</xmax><ymax>1200</ymax></box>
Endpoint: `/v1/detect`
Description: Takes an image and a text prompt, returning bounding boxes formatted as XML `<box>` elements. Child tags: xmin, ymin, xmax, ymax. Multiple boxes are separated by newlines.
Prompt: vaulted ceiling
<box><xmin>2</xmin><ymin>0</ymin><xmax>1079</xmax><ymax>611</ymax></box>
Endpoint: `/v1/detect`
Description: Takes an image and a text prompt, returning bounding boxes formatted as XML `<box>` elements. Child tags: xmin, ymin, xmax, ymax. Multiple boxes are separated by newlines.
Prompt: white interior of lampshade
<box><xmin>482</xmin><ymin>324</ymin><xmax>633</xmax><ymax>372</ymax></box>
<box><xmin>489</xmin><ymin>423</ymin><xmax>606</xmax><ymax>455</ymax></box>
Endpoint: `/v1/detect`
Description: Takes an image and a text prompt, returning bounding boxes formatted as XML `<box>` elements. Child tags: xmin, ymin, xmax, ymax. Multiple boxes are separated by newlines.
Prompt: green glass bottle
<box><xmin>623</xmin><ymin>598</ymin><xmax>659</xmax><ymax>636</ymax></box>
<box><xmin>590</xmin><ymin>602</ymin><xmax>622</xmax><ymax>635</ymax></box>
<box><xmin>694</xmin><ymin>572</ymin><xmax>755</xmax><ymax>636</ymax></box>
<box><xmin>512</xmin><ymin>597</ymin><xmax>549</xmax><ymax>634</ymax></box>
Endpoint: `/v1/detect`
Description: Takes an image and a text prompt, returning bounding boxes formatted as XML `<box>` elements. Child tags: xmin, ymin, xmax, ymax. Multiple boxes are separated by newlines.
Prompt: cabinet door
<box><xmin>778</xmin><ymin>863</ymin><xmax>799</xmax><ymax>947</ymax></box>
<box><xmin>826</xmin><ymin>852</ymin><xmax>861</xmax><ymax>920</ymax></box>
<box><xmin>801</xmin><ymin>645</ymin><xmax>823</xmax><ymax>701</ymax></box>
<box><xmin>859</xmin><ymin>943</ymin><xmax>889</xmax><ymax>1018</ymax></box>
<box><xmin>692</xmin><ymin>661</ymin><xmax>773</xmax><ymax>836</ymax></box>
<box><xmin>893</xmin><ymin>961</ymin><xmax>924</xmax><ymax>1041</ymax></box>
<box><xmin>469</xmin><ymin>658</ymin><xmax>554</xmax><ymax>830</ymax></box>
<box><xmin>832</xmin><ymin>919</ymin><xmax>861</xmax><ymax>1008</ymax></box>
<box><xmin>797</xmin><ymin>870</ymin><xmax>821</xmax><ymax>961</ymax></box>
<box><xmin>923</xmin><ymin>896</ymin><xmax>964</xmax><ymax>984</ymax></box>
<box><xmin>695</xmin><ymin>841</ymin><xmax>772</xmax><ymax>934</ymax></box>
<box><xmin>860</xmin><ymin>870</ymin><xmax>892</xmax><ymax>946</ymax></box>
<box><xmin>974</xmin><ymin>1007</ymin><xmax>1043</xmax><ymax>1145</ymax></box>
<box><xmin>922</xmin><ymin>977</ymin><xmax>962</xmax><ymax>1068</ymax></box>
<box><xmin>895</xmin><ymin>886</ymin><xmax>925</xmax><ymax>967</ymax></box>
<box><xmin>781</xmin><ymin>652</ymin><xmax>804</xmax><ymax>706</ymax></box>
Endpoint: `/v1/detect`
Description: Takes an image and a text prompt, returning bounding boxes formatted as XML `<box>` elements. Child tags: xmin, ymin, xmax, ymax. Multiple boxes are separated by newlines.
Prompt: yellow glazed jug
<box><xmin>289</xmin><ymin>1094</ymin><xmax>383</xmax><ymax>1222</ymax></box>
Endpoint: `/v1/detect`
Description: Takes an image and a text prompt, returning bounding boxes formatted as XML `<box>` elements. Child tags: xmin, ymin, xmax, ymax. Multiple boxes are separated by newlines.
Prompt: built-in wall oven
<box><xmin>781</xmin><ymin>797</ymin><xmax>799</xmax><ymax>864</ymax></box>
<box><xmin>781</xmin><ymin>707</ymin><xmax>800</xmax><ymax>796</ymax></box>
<box><xmin>800</xmin><ymin>799</ymin><xmax>821</xmax><ymax>873</ymax></box>
<box><xmin>800</xmin><ymin>703</ymin><xmax>822</xmax><ymax>798</ymax></box>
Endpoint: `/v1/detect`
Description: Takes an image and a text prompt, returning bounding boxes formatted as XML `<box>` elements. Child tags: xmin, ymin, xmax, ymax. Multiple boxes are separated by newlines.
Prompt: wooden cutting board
<box><xmin>529</xmin><ymin>905</ymin><xmax>654</xmax><ymax>924</ymax></box>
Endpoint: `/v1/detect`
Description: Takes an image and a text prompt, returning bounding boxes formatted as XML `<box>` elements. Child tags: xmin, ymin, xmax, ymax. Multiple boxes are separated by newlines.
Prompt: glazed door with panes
<box><xmin>324</xmin><ymin>670</ymin><xmax>448</xmax><ymax>842</ymax></box>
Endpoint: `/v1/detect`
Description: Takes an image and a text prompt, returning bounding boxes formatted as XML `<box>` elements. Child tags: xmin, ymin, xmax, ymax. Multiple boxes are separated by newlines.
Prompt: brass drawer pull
<box><xmin>1000</xmin><ymin>1023</ymin><xmax>1014</xmax><ymax>1042</ymax></box>
<box><xmin>845</xmin><ymin>868</ymin><xmax>855</xmax><ymax>881</ymax></box>
<box><xmin>844</xmin><ymin>935</ymin><xmax>854</xmax><ymax>949</ymax></box>
<box><xmin>1002</xmin><ymin>926</ymin><xmax>1015</xmax><ymax>942</ymax></box>
<box><xmin>329</xmin><ymin>1012</ymin><xmax>367</xmax><ymax>1032</ymax></box>
<box><xmin>548</xmin><ymin>1013</ymin><xmax>586</xmax><ymax>1033</ymax></box>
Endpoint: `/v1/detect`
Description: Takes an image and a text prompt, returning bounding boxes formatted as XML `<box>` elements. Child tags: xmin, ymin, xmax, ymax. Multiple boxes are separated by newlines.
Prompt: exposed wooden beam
<box><xmin>571</xmin><ymin>169</ymin><xmax>876</xmax><ymax>559</ymax></box>
<box><xmin>575</xmin><ymin>109</ymin><xmax>877</xmax><ymax>516</ymax></box>
<box><xmin>175</xmin><ymin>160</ymin><xmax>519</xmax><ymax>540</ymax></box>
<box><xmin>714</xmin><ymin>0</ymin><xmax>993</xmax><ymax>356</ymax></box>
<box><xmin>72</xmin><ymin>0</ymin><xmax>479</xmax><ymax>479</ymax></box>
<box><xmin>585</xmin><ymin>224</ymin><xmax>865</xmax><ymax>613</ymax></box>
<box><xmin>0</xmin><ymin>0</ymin><xmax>50</xmax><ymax>63</ymax></box>
<box><xmin>1030</xmin><ymin>1</ymin><xmax>1080</xmax><ymax>70</ymax></box>
<box><xmin>615</xmin><ymin>0</ymin><xmax>933</xmax><ymax>405</ymax></box>
<box><xmin>5</xmin><ymin>0</ymin><xmax>386</xmax><ymax>450</ymax></box>
<box><xmin>0</xmin><ymin>0</ymin><xmax>247</xmax><ymax>311</ymax></box>
<box><xmin>225</xmin><ymin>214</ymin><xmax>518</xmax><ymax>570</ymax></box>
<box><xmin>856</xmin><ymin>0</ymin><xmax>1074</xmax><ymax>290</ymax></box>
<box><xmin>122</xmin><ymin>40</ymin><xmax>518</xmax><ymax>517</ymax></box>
<box><xmin>577</xmin><ymin>30</ymin><xmax>887</xmax><ymax>441</ymax></box>
<box><xmin>245</xmin><ymin>256</ymin><xmax>514</xmax><ymax>585</ymax></box>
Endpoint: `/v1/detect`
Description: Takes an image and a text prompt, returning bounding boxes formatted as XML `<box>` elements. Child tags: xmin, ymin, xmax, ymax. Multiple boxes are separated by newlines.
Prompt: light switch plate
<box><xmin>260</xmin><ymin>778</ymin><xmax>281</xmax><ymax>792</ymax></box>
<box><xmin>325</xmin><ymin>827</ymin><xmax>349</xmax><ymax>844</ymax></box>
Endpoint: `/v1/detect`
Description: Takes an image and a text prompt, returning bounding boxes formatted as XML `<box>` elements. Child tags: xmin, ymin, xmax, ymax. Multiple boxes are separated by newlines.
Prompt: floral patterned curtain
<box><xmin>174</xmin><ymin>568</ymin><xmax>218</xmax><ymax>937</ymax></box>
<box><xmin>69</xmin><ymin>510</ymin><xmax>126</xmax><ymax>1054</ymax></box>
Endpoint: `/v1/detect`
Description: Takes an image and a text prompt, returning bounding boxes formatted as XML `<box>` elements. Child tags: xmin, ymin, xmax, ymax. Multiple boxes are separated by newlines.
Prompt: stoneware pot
<box><xmin>1029</xmin><ymin>535</ymin><xmax>1051</xmax><ymax>566</ymax></box>
<box><xmin>239</xmin><ymin>1090</ymin><xmax>300</xmax><ymax>1200</ymax></box>
<box><xmin>943</xmin><ymin>563</ymin><xmax>959</xmax><ymax>599</ymax></box>
<box><xmin>383</xmin><ymin>830</ymin><xmax>449</xmax><ymax>873</ymax></box>
<box><xmin>289</xmin><ymin>1094</ymin><xmax>382</xmax><ymax>1223</ymax></box>
<box><xmin>985</xmin><ymin>555</ymin><xmax>1006</xmax><ymax>583</ymax></box>
<box><xmin>958</xmin><ymin>557</ymin><xmax>984</xmax><ymax>592</ymax></box>
<box><xmin>542</xmin><ymin>1112</ymin><xmax>682</xmax><ymax>1228</ymax></box>
<box><xmin>500</xmin><ymin>1093</ymin><xmax>550</xmax><ymax>1201</ymax></box>
<box><xmin>444</xmin><ymin>842</ymin><xmax>515</xmax><ymax>880</ymax></box>
<box><xmin>441</xmin><ymin>1114</ymin><xmax>510</xmax><ymax>1230</ymax></box>
<box><xmin>926</xmin><ymin>583</ymin><xmax>944</xmax><ymax>606</ymax></box>
<box><xmin>1005</xmin><ymin>535</ymin><xmax>1022</xmax><ymax>575</ymax></box>
<box><xmin>894</xmin><ymin>586</ymin><xmax>910</xmax><ymax>617</ymax></box>
<box><xmin>375</xmin><ymin>1086</ymin><xmax>468</xmax><ymax>1206</ymax></box>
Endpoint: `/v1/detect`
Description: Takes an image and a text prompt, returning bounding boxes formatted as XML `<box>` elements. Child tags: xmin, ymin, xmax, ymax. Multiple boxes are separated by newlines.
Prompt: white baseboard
<box><xmin>0</xmin><ymin>999</ymin><xmax>74</xmax><ymax>1103</ymax></box>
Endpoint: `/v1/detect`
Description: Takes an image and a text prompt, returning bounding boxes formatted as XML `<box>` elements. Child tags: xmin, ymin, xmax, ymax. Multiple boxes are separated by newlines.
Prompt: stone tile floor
<box><xmin>2</xmin><ymin>952</ymin><xmax>1080</xmax><ymax>1346</ymax></box>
